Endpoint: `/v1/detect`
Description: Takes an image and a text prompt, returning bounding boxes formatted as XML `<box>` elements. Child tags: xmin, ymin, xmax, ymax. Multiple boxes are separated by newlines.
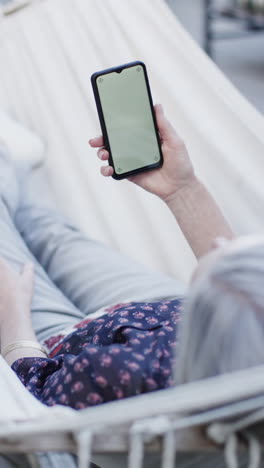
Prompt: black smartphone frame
<box><xmin>91</xmin><ymin>60</ymin><xmax>163</xmax><ymax>180</ymax></box>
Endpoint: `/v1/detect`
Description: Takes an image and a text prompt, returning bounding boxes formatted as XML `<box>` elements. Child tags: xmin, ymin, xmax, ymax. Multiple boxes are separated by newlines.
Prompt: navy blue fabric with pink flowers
<box><xmin>12</xmin><ymin>299</ymin><xmax>182</xmax><ymax>410</ymax></box>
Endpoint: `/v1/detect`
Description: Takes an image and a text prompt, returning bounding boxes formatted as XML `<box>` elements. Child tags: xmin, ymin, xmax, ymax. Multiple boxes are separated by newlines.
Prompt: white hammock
<box><xmin>1</xmin><ymin>0</ymin><xmax>264</xmax><ymax>282</ymax></box>
<box><xmin>0</xmin><ymin>1</ymin><xmax>264</xmax><ymax>467</ymax></box>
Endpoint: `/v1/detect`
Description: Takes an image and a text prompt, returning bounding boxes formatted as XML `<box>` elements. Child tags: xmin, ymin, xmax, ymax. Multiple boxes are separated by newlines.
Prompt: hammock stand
<box><xmin>1</xmin><ymin>1</ymin><xmax>264</xmax><ymax>466</ymax></box>
<box><xmin>204</xmin><ymin>0</ymin><xmax>264</xmax><ymax>56</ymax></box>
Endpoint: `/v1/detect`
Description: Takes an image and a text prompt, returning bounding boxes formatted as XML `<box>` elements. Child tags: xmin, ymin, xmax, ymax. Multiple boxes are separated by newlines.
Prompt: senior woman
<box><xmin>0</xmin><ymin>104</ymin><xmax>253</xmax><ymax>412</ymax></box>
<box><xmin>2</xmin><ymin>103</ymin><xmax>263</xmax><ymax>468</ymax></box>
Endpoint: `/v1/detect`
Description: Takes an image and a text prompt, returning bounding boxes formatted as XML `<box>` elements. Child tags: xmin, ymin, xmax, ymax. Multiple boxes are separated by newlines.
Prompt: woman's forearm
<box><xmin>165</xmin><ymin>177</ymin><xmax>234</xmax><ymax>258</ymax></box>
<box><xmin>0</xmin><ymin>260</ymin><xmax>44</xmax><ymax>366</ymax></box>
<box><xmin>1</xmin><ymin>313</ymin><xmax>46</xmax><ymax>366</ymax></box>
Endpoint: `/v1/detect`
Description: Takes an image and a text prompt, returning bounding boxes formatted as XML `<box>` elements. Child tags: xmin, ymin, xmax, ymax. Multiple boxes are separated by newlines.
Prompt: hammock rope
<box><xmin>75</xmin><ymin>429</ymin><xmax>93</xmax><ymax>468</ymax></box>
<box><xmin>128</xmin><ymin>429</ymin><xmax>145</xmax><ymax>468</ymax></box>
<box><xmin>161</xmin><ymin>430</ymin><xmax>176</xmax><ymax>468</ymax></box>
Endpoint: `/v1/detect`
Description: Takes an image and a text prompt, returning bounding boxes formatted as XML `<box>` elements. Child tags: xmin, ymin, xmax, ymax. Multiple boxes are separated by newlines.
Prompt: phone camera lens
<box><xmin>98</xmin><ymin>77</ymin><xmax>104</xmax><ymax>83</ymax></box>
<box><xmin>136</xmin><ymin>66</ymin><xmax>141</xmax><ymax>72</ymax></box>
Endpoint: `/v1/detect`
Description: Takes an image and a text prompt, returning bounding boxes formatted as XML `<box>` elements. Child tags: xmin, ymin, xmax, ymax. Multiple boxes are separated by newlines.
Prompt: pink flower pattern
<box><xmin>12</xmin><ymin>299</ymin><xmax>182</xmax><ymax>410</ymax></box>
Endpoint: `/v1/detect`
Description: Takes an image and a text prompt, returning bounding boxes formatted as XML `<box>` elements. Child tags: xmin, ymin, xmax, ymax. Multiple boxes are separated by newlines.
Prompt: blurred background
<box><xmin>0</xmin><ymin>0</ymin><xmax>263</xmax><ymax>282</ymax></box>
<box><xmin>167</xmin><ymin>0</ymin><xmax>264</xmax><ymax>113</ymax></box>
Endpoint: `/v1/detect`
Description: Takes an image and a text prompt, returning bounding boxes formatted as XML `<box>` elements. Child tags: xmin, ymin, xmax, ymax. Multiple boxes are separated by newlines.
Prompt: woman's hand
<box><xmin>0</xmin><ymin>259</ymin><xmax>46</xmax><ymax>366</ymax></box>
<box><xmin>89</xmin><ymin>104</ymin><xmax>196</xmax><ymax>204</ymax></box>
<box><xmin>0</xmin><ymin>259</ymin><xmax>34</xmax><ymax>329</ymax></box>
<box><xmin>89</xmin><ymin>104</ymin><xmax>233</xmax><ymax>258</ymax></box>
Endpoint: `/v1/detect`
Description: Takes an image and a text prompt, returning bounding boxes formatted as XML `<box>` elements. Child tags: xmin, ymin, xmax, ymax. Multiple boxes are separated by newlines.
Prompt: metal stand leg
<box><xmin>204</xmin><ymin>0</ymin><xmax>213</xmax><ymax>56</ymax></box>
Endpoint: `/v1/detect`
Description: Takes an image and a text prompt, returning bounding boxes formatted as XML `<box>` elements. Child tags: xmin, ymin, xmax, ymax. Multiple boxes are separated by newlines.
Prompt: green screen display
<box><xmin>96</xmin><ymin>64</ymin><xmax>161</xmax><ymax>175</ymax></box>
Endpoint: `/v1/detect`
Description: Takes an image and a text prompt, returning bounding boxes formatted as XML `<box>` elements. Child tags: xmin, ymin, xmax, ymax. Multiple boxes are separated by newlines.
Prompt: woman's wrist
<box><xmin>163</xmin><ymin>175</ymin><xmax>201</xmax><ymax>208</ymax></box>
<box><xmin>1</xmin><ymin>311</ymin><xmax>37</xmax><ymax>351</ymax></box>
<box><xmin>0</xmin><ymin>259</ymin><xmax>36</xmax><ymax>365</ymax></box>
<box><xmin>164</xmin><ymin>175</ymin><xmax>233</xmax><ymax>258</ymax></box>
<box><xmin>0</xmin><ymin>316</ymin><xmax>44</xmax><ymax>366</ymax></box>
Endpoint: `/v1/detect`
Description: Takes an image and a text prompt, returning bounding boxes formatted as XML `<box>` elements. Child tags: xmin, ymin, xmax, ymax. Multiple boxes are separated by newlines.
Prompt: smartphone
<box><xmin>91</xmin><ymin>61</ymin><xmax>163</xmax><ymax>180</ymax></box>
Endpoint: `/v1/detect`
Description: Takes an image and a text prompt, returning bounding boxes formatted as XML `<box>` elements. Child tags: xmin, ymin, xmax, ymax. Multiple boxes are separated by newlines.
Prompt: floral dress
<box><xmin>12</xmin><ymin>299</ymin><xmax>183</xmax><ymax>410</ymax></box>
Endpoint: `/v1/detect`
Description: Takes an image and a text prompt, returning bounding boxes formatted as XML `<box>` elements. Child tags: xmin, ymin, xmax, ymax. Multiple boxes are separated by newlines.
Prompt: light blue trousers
<box><xmin>0</xmin><ymin>149</ymin><xmax>184</xmax><ymax>467</ymax></box>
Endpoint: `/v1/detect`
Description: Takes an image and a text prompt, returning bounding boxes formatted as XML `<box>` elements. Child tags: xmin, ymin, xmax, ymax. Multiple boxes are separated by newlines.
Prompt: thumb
<box><xmin>154</xmin><ymin>104</ymin><xmax>178</xmax><ymax>143</ymax></box>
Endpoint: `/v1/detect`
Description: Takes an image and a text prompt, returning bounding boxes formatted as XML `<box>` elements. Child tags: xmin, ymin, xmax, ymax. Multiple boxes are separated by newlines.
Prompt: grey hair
<box><xmin>176</xmin><ymin>243</ymin><xmax>264</xmax><ymax>384</ymax></box>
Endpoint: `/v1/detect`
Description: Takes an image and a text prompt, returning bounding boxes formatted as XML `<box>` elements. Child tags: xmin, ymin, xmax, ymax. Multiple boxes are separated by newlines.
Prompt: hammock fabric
<box><xmin>0</xmin><ymin>1</ymin><xmax>264</xmax><ymax>467</ymax></box>
<box><xmin>1</xmin><ymin>0</ymin><xmax>264</xmax><ymax>282</ymax></box>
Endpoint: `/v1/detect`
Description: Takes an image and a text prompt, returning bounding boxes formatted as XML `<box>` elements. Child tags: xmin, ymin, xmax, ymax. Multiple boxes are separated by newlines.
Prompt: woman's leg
<box><xmin>0</xmin><ymin>453</ymin><xmax>31</xmax><ymax>468</ymax></box>
<box><xmin>0</xmin><ymin>151</ymin><xmax>83</xmax><ymax>344</ymax></box>
<box><xmin>0</xmin><ymin>151</ymin><xmax>80</xmax><ymax>467</ymax></box>
<box><xmin>0</xmin><ymin>452</ymin><xmax>82</xmax><ymax>468</ymax></box>
<box><xmin>0</xmin><ymin>199</ymin><xmax>84</xmax><ymax>342</ymax></box>
<box><xmin>15</xmin><ymin>178</ymin><xmax>186</xmax><ymax>317</ymax></box>
<box><xmin>0</xmin><ymin>202</ymin><xmax>84</xmax><ymax>342</ymax></box>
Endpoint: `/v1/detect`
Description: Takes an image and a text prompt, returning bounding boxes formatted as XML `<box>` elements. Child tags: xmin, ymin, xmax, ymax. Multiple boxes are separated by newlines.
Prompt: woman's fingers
<box><xmin>89</xmin><ymin>136</ymin><xmax>104</xmax><ymax>147</ymax></box>
<box><xmin>95</xmin><ymin>147</ymin><xmax>112</xmax><ymax>176</ymax></box>
<box><xmin>90</xmin><ymin>138</ymin><xmax>112</xmax><ymax>176</ymax></box>
<box><xmin>154</xmin><ymin>103</ymin><xmax>178</xmax><ymax>143</ymax></box>
<box><xmin>97</xmin><ymin>147</ymin><xmax>109</xmax><ymax>161</ymax></box>
<box><xmin>101</xmin><ymin>165</ymin><xmax>114</xmax><ymax>177</ymax></box>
